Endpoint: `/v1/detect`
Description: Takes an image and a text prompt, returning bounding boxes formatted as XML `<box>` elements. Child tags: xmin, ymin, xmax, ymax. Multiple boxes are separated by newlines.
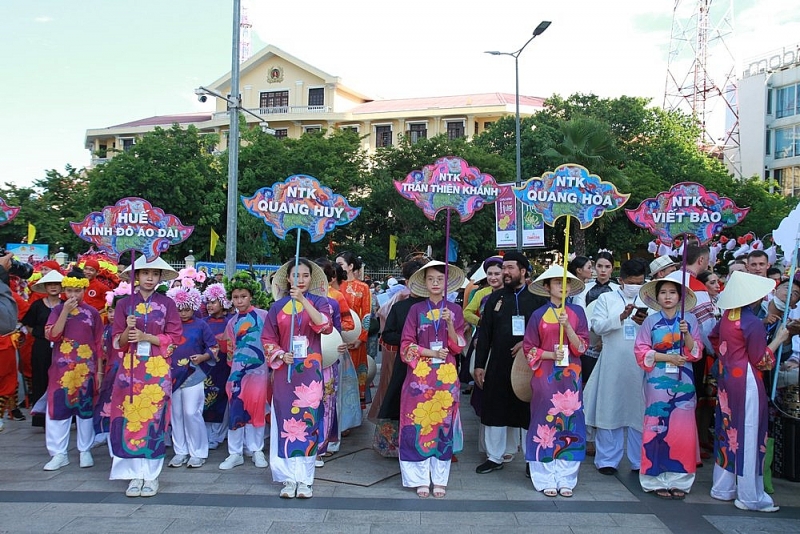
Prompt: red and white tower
<box><xmin>663</xmin><ymin>0</ymin><xmax>741</xmax><ymax>177</ymax></box>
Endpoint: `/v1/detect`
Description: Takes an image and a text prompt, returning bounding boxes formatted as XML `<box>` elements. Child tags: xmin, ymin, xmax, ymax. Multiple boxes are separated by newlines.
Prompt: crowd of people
<box><xmin>0</xmin><ymin>244</ymin><xmax>797</xmax><ymax>510</ymax></box>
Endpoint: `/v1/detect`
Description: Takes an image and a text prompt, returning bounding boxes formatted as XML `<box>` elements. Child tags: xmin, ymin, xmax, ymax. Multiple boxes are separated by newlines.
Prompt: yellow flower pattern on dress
<box><xmin>138</xmin><ymin>384</ymin><xmax>165</xmax><ymax>406</ymax></box>
<box><xmin>59</xmin><ymin>363</ymin><xmax>90</xmax><ymax>394</ymax></box>
<box><xmin>59</xmin><ymin>341</ymin><xmax>73</xmax><ymax>354</ymax></box>
<box><xmin>135</xmin><ymin>302</ymin><xmax>152</xmax><ymax>315</ymax></box>
<box><xmin>76</xmin><ymin>344</ymin><xmax>93</xmax><ymax>360</ymax></box>
<box><xmin>431</xmin><ymin>390</ymin><xmax>454</xmax><ymax>410</ymax></box>
<box><xmin>412</xmin><ymin>399</ymin><xmax>447</xmax><ymax>435</ymax></box>
<box><xmin>145</xmin><ymin>356</ymin><xmax>169</xmax><ymax>377</ymax></box>
<box><xmin>122</xmin><ymin>394</ymin><xmax>159</xmax><ymax>432</ymax></box>
<box><xmin>436</xmin><ymin>363</ymin><xmax>457</xmax><ymax>384</ymax></box>
<box><xmin>413</xmin><ymin>360</ymin><xmax>431</xmax><ymax>378</ymax></box>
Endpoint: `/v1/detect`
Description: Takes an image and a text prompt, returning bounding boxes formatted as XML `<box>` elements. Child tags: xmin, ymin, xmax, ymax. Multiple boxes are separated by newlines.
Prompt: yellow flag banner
<box><xmin>388</xmin><ymin>234</ymin><xmax>398</xmax><ymax>260</ymax></box>
<box><xmin>210</xmin><ymin>228</ymin><xmax>219</xmax><ymax>256</ymax></box>
<box><xmin>27</xmin><ymin>223</ymin><xmax>36</xmax><ymax>244</ymax></box>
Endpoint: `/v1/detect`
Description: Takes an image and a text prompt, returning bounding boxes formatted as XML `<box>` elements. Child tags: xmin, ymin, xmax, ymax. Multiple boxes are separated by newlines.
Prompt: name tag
<box><xmin>430</xmin><ymin>341</ymin><xmax>444</xmax><ymax>364</ymax></box>
<box><xmin>292</xmin><ymin>336</ymin><xmax>308</xmax><ymax>359</ymax></box>
<box><xmin>136</xmin><ymin>340</ymin><xmax>151</xmax><ymax>357</ymax></box>
<box><xmin>512</xmin><ymin>315</ymin><xmax>525</xmax><ymax>336</ymax></box>
<box><xmin>665</xmin><ymin>363</ymin><xmax>679</xmax><ymax>374</ymax></box>
<box><xmin>554</xmin><ymin>344</ymin><xmax>569</xmax><ymax>367</ymax></box>
<box><xmin>624</xmin><ymin>322</ymin><xmax>636</xmax><ymax>340</ymax></box>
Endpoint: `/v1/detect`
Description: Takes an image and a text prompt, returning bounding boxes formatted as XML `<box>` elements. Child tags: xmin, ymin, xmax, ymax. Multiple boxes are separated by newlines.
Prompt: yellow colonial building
<box><xmin>85</xmin><ymin>45</ymin><xmax>544</xmax><ymax>164</ymax></box>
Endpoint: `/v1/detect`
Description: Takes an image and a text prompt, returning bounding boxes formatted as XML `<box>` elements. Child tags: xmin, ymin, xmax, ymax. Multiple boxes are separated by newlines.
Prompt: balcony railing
<box><xmin>212</xmin><ymin>105</ymin><xmax>332</xmax><ymax>120</ymax></box>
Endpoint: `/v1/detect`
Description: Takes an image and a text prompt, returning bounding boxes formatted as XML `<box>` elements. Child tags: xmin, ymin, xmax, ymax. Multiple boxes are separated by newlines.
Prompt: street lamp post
<box><xmin>485</xmin><ymin>21</ymin><xmax>551</xmax><ymax>251</ymax></box>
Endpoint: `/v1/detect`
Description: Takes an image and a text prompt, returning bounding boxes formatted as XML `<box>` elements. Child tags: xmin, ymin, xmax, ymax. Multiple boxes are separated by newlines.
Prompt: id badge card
<box><xmin>665</xmin><ymin>349</ymin><xmax>678</xmax><ymax>374</ymax></box>
<box><xmin>136</xmin><ymin>340</ymin><xmax>152</xmax><ymax>357</ymax></box>
<box><xmin>624</xmin><ymin>322</ymin><xmax>636</xmax><ymax>340</ymax></box>
<box><xmin>430</xmin><ymin>341</ymin><xmax>444</xmax><ymax>364</ymax></box>
<box><xmin>512</xmin><ymin>315</ymin><xmax>525</xmax><ymax>336</ymax></box>
<box><xmin>292</xmin><ymin>336</ymin><xmax>308</xmax><ymax>359</ymax></box>
<box><xmin>554</xmin><ymin>344</ymin><xmax>569</xmax><ymax>367</ymax></box>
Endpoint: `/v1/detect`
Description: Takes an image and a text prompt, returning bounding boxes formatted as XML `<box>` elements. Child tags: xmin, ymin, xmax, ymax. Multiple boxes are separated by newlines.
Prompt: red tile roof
<box><xmin>349</xmin><ymin>93</ymin><xmax>544</xmax><ymax>114</ymax></box>
<box><xmin>110</xmin><ymin>113</ymin><xmax>213</xmax><ymax>128</ymax></box>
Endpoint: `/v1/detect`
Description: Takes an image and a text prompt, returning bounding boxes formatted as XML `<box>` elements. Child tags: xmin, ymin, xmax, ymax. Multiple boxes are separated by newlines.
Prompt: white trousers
<box><xmin>595</xmin><ymin>427</ymin><xmax>642</xmax><ymax>470</ymax></box>
<box><xmin>484</xmin><ymin>425</ymin><xmax>523</xmax><ymax>464</ymax></box>
<box><xmin>268</xmin><ymin>404</ymin><xmax>315</xmax><ymax>484</ymax></box>
<box><xmin>227</xmin><ymin>423</ymin><xmax>265</xmax><ymax>455</ymax></box>
<box><xmin>110</xmin><ymin>457</ymin><xmax>163</xmax><ymax>480</ymax></box>
<box><xmin>640</xmin><ymin>472</ymin><xmax>694</xmax><ymax>492</ymax></box>
<box><xmin>529</xmin><ymin>459</ymin><xmax>580</xmax><ymax>491</ymax></box>
<box><xmin>206</xmin><ymin>406</ymin><xmax>229</xmax><ymax>447</ymax></box>
<box><xmin>170</xmin><ymin>382</ymin><xmax>208</xmax><ymax>459</ymax></box>
<box><xmin>709</xmin><ymin>367</ymin><xmax>775</xmax><ymax>510</ymax></box>
<box><xmin>400</xmin><ymin>458</ymin><xmax>451</xmax><ymax>488</ymax></box>
<box><xmin>45</xmin><ymin>413</ymin><xmax>94</xmax><ymax>456</ymax></box>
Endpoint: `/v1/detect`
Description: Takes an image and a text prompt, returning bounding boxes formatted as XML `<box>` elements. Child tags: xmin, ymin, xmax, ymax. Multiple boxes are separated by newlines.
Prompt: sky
<box><xmin>1</xmin><ymin>0</ymin><xmax>797</xmax><ymax>189</ymax></box>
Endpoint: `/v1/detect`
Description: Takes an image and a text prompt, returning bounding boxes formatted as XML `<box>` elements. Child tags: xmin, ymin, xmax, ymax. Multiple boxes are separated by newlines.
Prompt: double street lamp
<box><xmin>485</xmin><ymin>20</ymin><xmax>551</xmax><ymax>251</ymax></box>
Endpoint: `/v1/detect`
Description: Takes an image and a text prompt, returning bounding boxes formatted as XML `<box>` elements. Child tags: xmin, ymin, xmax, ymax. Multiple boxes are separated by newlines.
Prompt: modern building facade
<box><xmin>85</xmin><ymin>45</ymin><xmax>544</xmax><ymax>166</ymax></box>
<box><xmin>737</xmin><ymin>42</ymin><xmax>800</xmax><ymax>196</ymax></box>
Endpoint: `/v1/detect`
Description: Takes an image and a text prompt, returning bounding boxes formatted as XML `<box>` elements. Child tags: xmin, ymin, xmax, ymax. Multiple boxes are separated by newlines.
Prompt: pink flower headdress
<box><xmin>167</xmin><ymin>286</ymin><xmax>202</xmax><ymax>311</ymax></box>
<box><xmin>177</xmin><ymin>266</ymin><xmax>207</xmax><ymax>289</ymax></box>
<box><xmin>202</xmin><ymin>283</ymin><xmax>231</xmax><ymax>309</ymax></box>
<box><xmin>105</xmin><ymin>281</ymin><xmax>132</xmax><ymax>308</ymax></box>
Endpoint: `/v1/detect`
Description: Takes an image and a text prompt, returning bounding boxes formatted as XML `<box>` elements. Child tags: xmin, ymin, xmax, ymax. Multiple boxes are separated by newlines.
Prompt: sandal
<box><xmin>654</xmin><ymin>489</ymin><xmax>672</xmax><ymax>500</ymax></box>
<box><xmin>416</xmin><ymin>486</ymin><xmax>430</xmax><ymax>498</ymax></box>
<box><xmin>559</xmin><ymin>488</ymin><xmax>573</xmax><ymax>498</ymax></box>
<box><xmin>432</xmin><ymin>485</ymin><xmax>447</xmax><ymax>498</ymax></box>
<box><xmin>543</xmin><ymin>488</ymin><xmax>558</xmax><ymax>498</ymax></box>
<box><xmin>669</xmin><ymin>488</ymin><xmax>686</xmax><ymax>500</ymax></box>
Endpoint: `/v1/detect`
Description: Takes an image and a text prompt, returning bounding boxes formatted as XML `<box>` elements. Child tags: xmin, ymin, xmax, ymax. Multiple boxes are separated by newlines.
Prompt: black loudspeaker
<box><xmin>772</xmin><ymin>413</ymin><xmax>800</xmax><ymax>482</ymax></box>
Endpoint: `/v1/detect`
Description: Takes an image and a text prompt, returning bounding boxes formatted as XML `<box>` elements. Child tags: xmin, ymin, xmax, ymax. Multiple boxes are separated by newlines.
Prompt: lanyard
<box><xmin>513</xmin><ymin>286</ymin><xmax>526</xmax><ymax>315</ymax></box>
<box><xmin>140</xmin><ymin>293</ymin><xmax>154</xmax><ymax>330</ymax></box>
<box><xmin>617</xmin><ymin>290</ymin><xmax>641</xmax><ymax>308</ymax></box>
<box><xmin>428</xmin><ymin>299</ymin><xmax>444</xmax><ymax>341</ymax></box>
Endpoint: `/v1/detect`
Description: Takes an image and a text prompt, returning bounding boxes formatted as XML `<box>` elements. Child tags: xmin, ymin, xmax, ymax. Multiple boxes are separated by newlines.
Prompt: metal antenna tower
<box><xmin>663</xmin><ymin>0</ymin><xmax>741</xmax><ymax>177</ymax></box>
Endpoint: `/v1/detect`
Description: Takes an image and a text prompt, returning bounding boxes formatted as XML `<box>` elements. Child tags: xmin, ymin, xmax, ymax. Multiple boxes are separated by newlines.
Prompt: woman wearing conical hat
<box><xmin>709</xmin><ymin>271</ymin><xmax>789</xmax><ymax>513</ymax></box>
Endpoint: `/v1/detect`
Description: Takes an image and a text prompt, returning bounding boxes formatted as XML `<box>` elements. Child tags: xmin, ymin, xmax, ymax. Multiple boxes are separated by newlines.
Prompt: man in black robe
<box><xmin>474</xmin><ymin>252</ymin><xmax>546</xmax><ymax>474</ymax></box>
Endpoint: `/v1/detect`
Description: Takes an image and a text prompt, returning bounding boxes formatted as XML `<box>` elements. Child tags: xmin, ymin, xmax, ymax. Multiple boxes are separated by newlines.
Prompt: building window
<box><xmin>774</xmin><ymin>126</ymin><xmax>798</xmax><ymax>159</ymax></box>
<box><xmin>776</xmin><ymin>84</ymin><xmax>797</xmax><ymax>119</ymax></box>
<box><xmin>304</xmin><ymin>126</ymin><xmax>321</xmax><ymax>134</ymax></box>
<box><xmin>484</xmin><ymin>121</ymin><xmax>494</xmax><ymax>130</ymax></box>
<box><xmin>121</xmin><ymin>138</ymin><xmax>135</xmax><ymax>152</ymax></box>
<box><xmin>340</xmin><ymin>125</ymin><xmax>359</xmax><ymax>133</ymax></box>
<box><xmin>308</xmin><ymin>88</ymin><xmax>324</xmax><ymax>107</ymax></box>
<box><xmin>260</xmin><ymin>90</ymin><xmax>289</xmax><ymax>112</ymax></box>
<box><xmin>776</xmin><ymin>166</ymin><xmax>800</xmax><ymax>197</ymax></box>
<box><xmin>97</xmin><ymin>144</ymin><xmax>107</xmax><ymax>158</ymax></box>
<box><xmin>407</xmin><ymin>123</ymin><xmax>427</xmax><ymax>144</ymax></box>
<box><xmin>274</xmin><ymin>128</ymin><xmax>288</xmax><ymax>140</ymax></box>
<box><xmin>766</xmin><ymin>129</ymin><xmax>771</xmax><ymax>156</ymax></box>
<box><xmin>446</xmin><ymin>121</ymin><xmax>465</xmax><ymax>140</ymax></box>
<box><xmin>376</xmin><ymin>125</ymin><xmax>392</xmax><ymax>147</ymax></box>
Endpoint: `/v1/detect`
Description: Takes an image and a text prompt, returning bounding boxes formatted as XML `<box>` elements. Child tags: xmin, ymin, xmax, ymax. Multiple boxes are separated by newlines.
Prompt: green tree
<box><xmin>84</xmin><ymin>125</ymin><xmax>225</xmax><ymax>261</ymax></box>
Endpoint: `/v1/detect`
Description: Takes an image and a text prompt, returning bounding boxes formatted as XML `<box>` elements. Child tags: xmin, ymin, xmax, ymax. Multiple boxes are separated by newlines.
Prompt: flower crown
<box><xmin>202</xmin><ymin>283</ymin><xmax>231</xmax><ymax>309</ymax></box>
<box><xmin>167</xmin><ymin>286</ymin><xmax>202</xmax><ymax>311</ymax></box>
<box><xmin>105</xmin><ymin>282</ymin><xmax>132</xmax><ymax>308</ymax></box>
<box><xmin>177</xmin><ymin>266</ymin><xmax>207</xmax><ymax>289</ymax></box>
<box><xmin>224</xmin><ymin>271</ymin><xmax>270</xmax><ymax>309</ymax></box>
<box><xmin>61</xmin><ymin>277</ymin><xmax>89</xmax><ymax>289</ymax></box>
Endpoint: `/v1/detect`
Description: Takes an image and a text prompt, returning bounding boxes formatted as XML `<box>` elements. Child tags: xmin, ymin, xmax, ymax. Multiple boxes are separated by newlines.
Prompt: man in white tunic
<box><xmin>584</xmin><ymin>258</ymin><xmax>648</xmax><ymax>474</ymax></box>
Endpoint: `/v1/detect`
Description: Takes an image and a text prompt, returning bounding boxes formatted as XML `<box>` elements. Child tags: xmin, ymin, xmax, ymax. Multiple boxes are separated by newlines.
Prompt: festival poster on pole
<box><xmin>625</xmin><ymin>182</ymin><xmax>749</xmax><ymax>245</ymax></box>
<box><xmin>495</xmin><ymin>185</ymin><xmax>545</xmax><ymax>248</ymax></box>
<box><xmin>0</xmin><ymin>197</ymin><xmax>20</xmax><ymax>225</ymax></box>
<box><xmin>71</xmin><ymin>197</ymin><xmax>194</xmax><ymax>260</ymax></box>
<box><xmin>242</xmin><ymin>174</ymin><xmax>361</xmax><ymax>381</ymax></box>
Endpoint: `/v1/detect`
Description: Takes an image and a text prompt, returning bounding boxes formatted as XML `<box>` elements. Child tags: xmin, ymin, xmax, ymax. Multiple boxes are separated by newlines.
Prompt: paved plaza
<box><xmin>1</xmin><ymin>387</ymin><xmax>799</xmax><ymax>534</ymax></box>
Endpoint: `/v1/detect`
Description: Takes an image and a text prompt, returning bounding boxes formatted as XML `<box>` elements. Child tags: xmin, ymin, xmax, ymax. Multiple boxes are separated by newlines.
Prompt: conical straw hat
<box><xmin>716</xmin><ymin>270</ymin><xmax>776</xmax><ymax>310</ymax></box>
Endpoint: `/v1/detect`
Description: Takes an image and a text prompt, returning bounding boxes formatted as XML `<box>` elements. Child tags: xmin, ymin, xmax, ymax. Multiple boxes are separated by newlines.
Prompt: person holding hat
<box><xmin>709</xmin><ymin>271</ymin><xmax>789</xmax><ymax>512</ymax></box>
<box><xmin>262</xmin><ymin>258</ymin><xmax>333</xmax><ymax>499</ymax></box>
<box><xmin>23</xmin><ymin>269</ymin><xmax>65</xmax><ymax>428</ymax></box>
<box><xmin>633</xmin><ymin>273</ymin><xmax>702</xmax><ymax>500</ymax></box>
<box><xmin>166</xmin><ymin>286</ymin><xmax>218</xmax><ymax>469</ymax></box>
<box><xmin>110</xmin><ymin>256</ymin><xmax>182</xmax><ymax>498</ymax></box>
<box><xmin>200</xmin><ymin>283</ymin><xmax>233</xmax><ymax>450</ymax></box>
<box><xmin>649</xmin><ymin>255</ymin><xmax>678</xmax><ymax>280</ymax></box>
<box><xmin>219</xmin><ymin>272</ymin><xmax>271</xmax><ymax>471</ymax></box>
<box><xmin>41</xmin><ymin>267</ymin><xmax>104</xmax><ymax>471</ymax></box>
<box><xmin>474</xmin><ymin>252</ymin><xmax>546</xmax><ymax>475</ymax></box>
<box><xmin>522</xmin><ymin>265</ymin><xmax>589</xmax><ymax>497</ymax></box>
<box><xmin>398</xmin><ymin>260</ymin><xmax>466</xmax><ymax>498</ymax></box>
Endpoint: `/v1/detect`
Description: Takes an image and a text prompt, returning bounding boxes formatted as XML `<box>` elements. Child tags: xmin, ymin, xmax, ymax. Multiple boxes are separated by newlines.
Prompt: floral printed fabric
<box><xmin>109</xmin><ymin>292</ymin><xmax>182</xmax><ymax>459</ymax></box>
<box><xmin>710</xmin><ymin>307</ymin><xmax>771</xmax><ymax>476</ymax></box>
<box><xmin>262</xmin><ymin>294</ymin><xmax>332</xmax><ymax>458</ymax></box>
<box><xmin>201</xmin><ymin>315</ymin><xmax>231</xmax><ymax>423</ymax></box>
<box><xmin>45</xmin><ymin>303</ymin><xmax>104</xmax><ymax>420</ymax></box>
<box><xmin>398</xmin><ymin>299</ymin><xmax>465</xmax><ymax>462</ymax></box>
<box><xmin>224</xmin><ymin>307</ymin><xmax>270</xmax><ymax>430</ymax></box>
<box><xmin>523</xmin><ymin>304</ymin><xmax>590</xmax><ymax>463</ymax></box>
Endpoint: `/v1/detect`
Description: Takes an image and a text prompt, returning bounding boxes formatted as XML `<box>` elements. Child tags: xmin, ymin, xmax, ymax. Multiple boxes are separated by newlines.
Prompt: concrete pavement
<box><xmin>1</xmin><ymin>391</ymin><xmax>799</xmax><ymax>534</ymax></box>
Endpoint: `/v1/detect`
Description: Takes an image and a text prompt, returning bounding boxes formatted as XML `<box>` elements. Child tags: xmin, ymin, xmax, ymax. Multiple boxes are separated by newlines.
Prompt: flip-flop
<box><xmin>416</xmin><ymin>486</ymin><xmax>430</xmax><ymax>498</ymax></box>
<box><xmin>654</xmin><ymin>489</ymin><xmax>672</xmax><ymax>500</ymax></box>
<box><xmin>559</xmin><ymin>488</ymin><xmax>573</xmax><ymax>498</ymax></box>
<box><xmin>543</xmin><ymin>488</ymin><xmax>558</xmax><ymax>497</ymax></box>
<box><xmin>432</xmin><ymin>485</ymin><xmax>447</xmax><ymax>498</ymax></box>
<box><xmin>669</xmin><ymin>488</ymin><xmax>686</xmax><ymax>500</ymax></box>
